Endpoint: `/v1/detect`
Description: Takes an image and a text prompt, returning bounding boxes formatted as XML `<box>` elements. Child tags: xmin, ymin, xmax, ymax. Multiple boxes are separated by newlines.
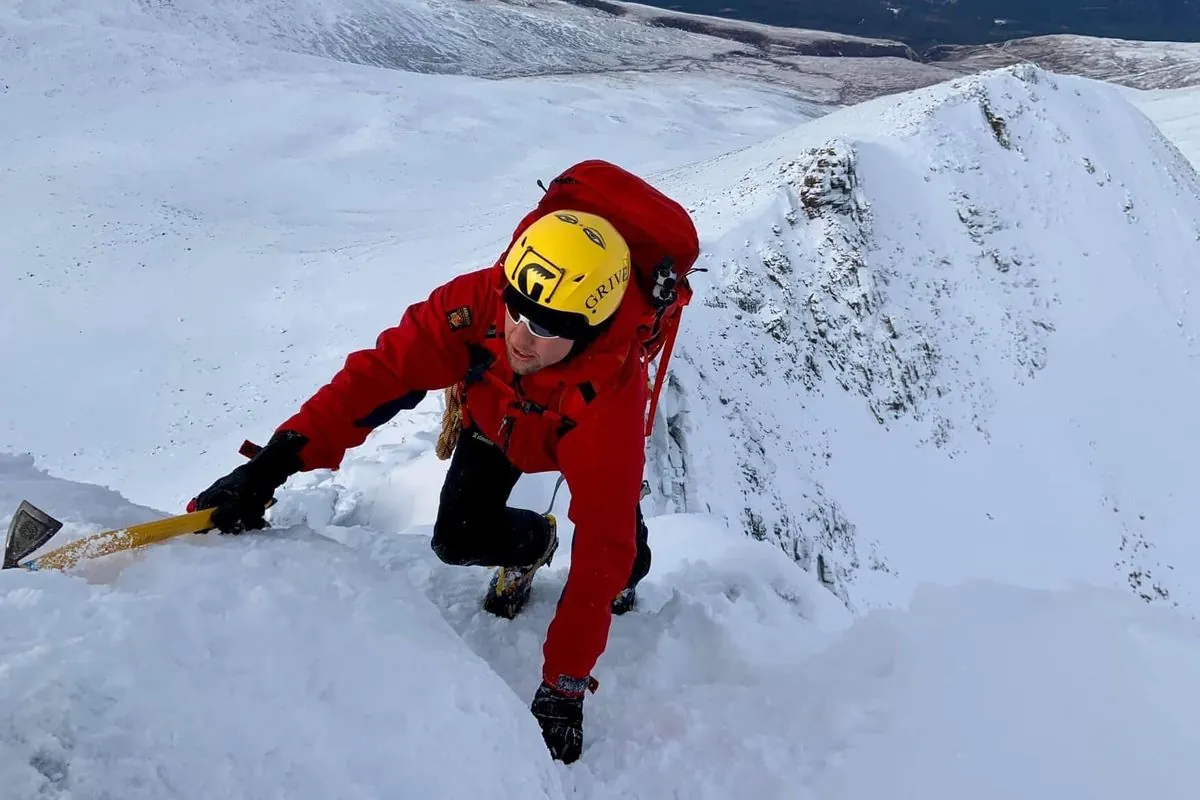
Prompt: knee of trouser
<box><xmin>431</xmin><ymin>518</ymin><xmax>472</xmax><ymax>565</ymax></box>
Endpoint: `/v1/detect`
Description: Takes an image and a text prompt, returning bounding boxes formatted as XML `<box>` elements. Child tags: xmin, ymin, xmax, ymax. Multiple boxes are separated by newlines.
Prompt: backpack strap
<box><xmin>644</xmin><ymin>309</ymin><xmax>682</xmax><ymax>438</ymax></box>
<box><xmin>463</xmin><ymin>344</ymin><xmax>496</xmax><ymax>386</ymax></box>
<box><xmin>642</xmin><ymin>258</ymin><xmax>698</xmax><ymax>438</ymax></box>
<box><xmin>436</xmin><ymin>345</ymin><xmax>496</xmax><ymax>461</ymax></box>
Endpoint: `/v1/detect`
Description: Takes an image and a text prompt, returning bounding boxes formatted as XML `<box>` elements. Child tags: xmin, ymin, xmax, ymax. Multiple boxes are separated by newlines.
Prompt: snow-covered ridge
<box><xmin>4</xmin><ymin>0</ymin><xmax>961</xmax><ymax>104</ymax></box>
<box><xmin>563</xmin><ymin>0</ymin><xmax>918</xmax><ymax>58</ymax></box>
<box><xmin>20</xmin><ymin>0</ymin><xmax>1200</xmax><ymax>106</ymax></box>
<box><xmin>651</xmin><ymin>64</ymin><xmax>1200</xmax><ymax>612</ymax></box>
<box><xmin>1127</xmin><ymin>86</ymin><xmax>1200</xmax><ymax>174</ymax></box>
<box><xmin>931</xmin><ymin>34</ymin><xmax>1200</xmax><ymax>90</ymax></box>
<box><xmin>4</xmin><ymin>0</ymin><xmax>741</xmax><ymax>77</ymax></box>
<box><xmin>6</xmin><ymin>0</ymin><xmax>918</xmax><ymax>87</ymax></box>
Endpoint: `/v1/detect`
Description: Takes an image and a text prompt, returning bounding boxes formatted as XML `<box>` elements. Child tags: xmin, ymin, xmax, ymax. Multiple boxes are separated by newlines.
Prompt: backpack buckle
<box><xmin>651</xmin><ymin>257</ymin><xmax>677</xmax><ymax>310</ymax></box>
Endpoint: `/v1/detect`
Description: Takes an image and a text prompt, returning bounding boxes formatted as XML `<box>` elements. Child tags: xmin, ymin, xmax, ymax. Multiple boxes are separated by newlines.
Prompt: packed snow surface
<box><xmin>7</xmin><ymin>456</ymin><xmax>1200</xmax><ymax>799</ymax></box>
<box><xmin>0</xmin><ymin>455</ymin><xmax>567</xmax><ymax>799</ymax></box>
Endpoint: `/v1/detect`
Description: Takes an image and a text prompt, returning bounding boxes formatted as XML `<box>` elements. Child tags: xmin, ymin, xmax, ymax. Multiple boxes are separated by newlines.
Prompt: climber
<box><xmin>187</xmin><ymin>160</ymin><xmax>700</xmax><ymax>765</ymax></box>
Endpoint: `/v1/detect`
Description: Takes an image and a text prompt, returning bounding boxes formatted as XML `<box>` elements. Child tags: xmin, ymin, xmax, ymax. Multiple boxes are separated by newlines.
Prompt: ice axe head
<box><xmin>3</xmin><ymin>501</ymin><xmax>64</xmax><ymax>569</ymax></box>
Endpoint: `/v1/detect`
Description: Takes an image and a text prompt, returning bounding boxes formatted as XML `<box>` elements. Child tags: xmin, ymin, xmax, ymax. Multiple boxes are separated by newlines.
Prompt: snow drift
<box><xmin>651</xmin><ymin>64</ymin><xmax>1200</xmax><ymax>614</ymax></box>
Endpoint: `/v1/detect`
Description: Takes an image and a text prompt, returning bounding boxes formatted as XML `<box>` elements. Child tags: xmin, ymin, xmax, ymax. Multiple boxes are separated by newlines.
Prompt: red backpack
<box><xmin>504</xmin><ymin>160</ymin><xmax>701</xmax><ymax>437</ymax></box>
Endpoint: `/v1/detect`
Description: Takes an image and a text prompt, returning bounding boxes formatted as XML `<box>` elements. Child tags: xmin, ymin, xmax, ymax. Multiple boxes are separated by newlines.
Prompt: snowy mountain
<box><xmin>0</xmin><ymin>3</ymin><xmax>815</xmax><ymax>511</ymax></box>
<box><xmin>5</xmin><ymin>0</ymin><xmax>736</xmax><ymax>77</ymax></box>
<box><xmin>931</xmin><ymin>34</ymin><xmax>1200</xmax><ymax>90</ymax></box>
<box><xmin>642</xmin><ymin>0</ymin><xmax>1200</xmax><ymax>53</ymax></box>
<box><xmin>4</xmin><ymin>0</ymin><xmax>963</xmax><ymax>105</ymax></box>
<box><xmin>650</xmin><ymin>63</ymin><xmax>1200</xmax><ymax>614</ymax></box>
<box><xmin>21</xmin><ymin>0</ymin><xmax>1200</xmax><ymax>102</ymax></box>
<box><xmin>9</xmin><ymin>0</ymin><xmax>1200</xmax><ymax>796</ymax></box>
<box><xmin>550</xmin><ymin>0</ymin><xmax>964</xmax><ymax>104</ymax></box>
<box><xmin>1</xmin><ymin>0</ymin><xmax>858</xmax><ymax>78</ymax></box>
<box><xmin>1129</xmin><ymin>85</ymin><xmax>1200</xmax><ymax>170</ymax></box>
<box><xmin>563</xmin><ymin>0</ymin><xmax>918</xmax><ymax>58</ymax></box>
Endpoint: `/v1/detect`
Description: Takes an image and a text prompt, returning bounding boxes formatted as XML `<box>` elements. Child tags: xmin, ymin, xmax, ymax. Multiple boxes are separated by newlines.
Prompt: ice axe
<box><xmin>3</xmin><ymin>439</ymin><xmax>267</xmax><ymax>572</ymax></box>
<box><xmin>2</xmin><ymin>501</ymin><xmax>64</xmax><ymax>570</ymax></box>
<box><xmin>4</xmin><ymin>505</ymin><xmax>222</xmax><ymax>572</ymax></box>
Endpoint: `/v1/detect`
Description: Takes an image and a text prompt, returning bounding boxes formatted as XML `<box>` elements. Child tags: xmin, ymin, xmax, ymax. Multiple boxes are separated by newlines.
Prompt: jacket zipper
<box><xmin>499</xmin><ymin>375</ymin><xmax>526</xmax><ymax>454</ymax></box>
<box><xmin>498</xmin><ymin>416</ymin><xmax>514</xmax><ymax>453</ymax></box>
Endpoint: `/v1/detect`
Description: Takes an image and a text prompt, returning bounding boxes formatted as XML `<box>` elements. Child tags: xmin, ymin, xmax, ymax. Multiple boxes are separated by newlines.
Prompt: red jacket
<box><xmin>276</xmin><ymin>263</ymin><xmax>650</xmax><ymax>688</ymax></box>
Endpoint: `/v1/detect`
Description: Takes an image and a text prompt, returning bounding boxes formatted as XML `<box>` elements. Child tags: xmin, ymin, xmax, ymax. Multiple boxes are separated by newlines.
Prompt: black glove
<box><xmin>531</xmin><ymin>682</ymin><xmax>584</xmax><ymax>764</ymax></box>
<box><xmin>189</xmin><ymin>430</ymin><xmax>307</xmax><ymax>533</ymax></box>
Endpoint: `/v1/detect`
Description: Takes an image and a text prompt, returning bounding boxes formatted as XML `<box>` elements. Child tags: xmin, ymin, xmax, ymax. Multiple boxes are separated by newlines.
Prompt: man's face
<box><xmin>505</xmin><ymin>310</ymin><xmax>574</xmax><ymax>375</ymax></box>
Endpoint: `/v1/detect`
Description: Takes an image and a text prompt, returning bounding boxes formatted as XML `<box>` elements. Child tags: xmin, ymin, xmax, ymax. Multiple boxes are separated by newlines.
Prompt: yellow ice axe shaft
<box><xmin>9</xmin><ymin>439</ymin><xmax>270</xmax><ymax>572</ymax></box>
<box><xmin>23</xmin><ymin>508</ymin><xmax>217</xmax><ymax>572</ymax></box>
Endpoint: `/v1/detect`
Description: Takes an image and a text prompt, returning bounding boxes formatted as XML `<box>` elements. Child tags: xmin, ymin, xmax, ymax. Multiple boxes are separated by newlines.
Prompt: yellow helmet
<box><xmin>502</xmin><ymin>211</ymin><xmax>631</xmax><ymax>340</ymax></box>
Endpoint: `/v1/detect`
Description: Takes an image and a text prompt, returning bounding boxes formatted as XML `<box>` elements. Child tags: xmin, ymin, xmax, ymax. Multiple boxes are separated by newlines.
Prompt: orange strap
<box><xmin>644</xmin><ymin>314</ymin><xmax>681</xmax><ymax>438</ymax></box>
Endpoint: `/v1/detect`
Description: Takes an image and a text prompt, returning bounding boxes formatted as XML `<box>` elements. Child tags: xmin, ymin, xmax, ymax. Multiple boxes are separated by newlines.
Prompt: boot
<box><xmin>483</xmin><ymin>514</ymin><xmax>559</xmax><ymax>619</ymax></box>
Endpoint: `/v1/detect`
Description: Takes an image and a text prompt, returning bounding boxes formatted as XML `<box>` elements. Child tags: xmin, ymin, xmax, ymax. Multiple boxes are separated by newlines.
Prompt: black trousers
<box><xmin>431</xmin><ymin>425</ymin><xmax>651</xmax><ymax>590</ymax></box>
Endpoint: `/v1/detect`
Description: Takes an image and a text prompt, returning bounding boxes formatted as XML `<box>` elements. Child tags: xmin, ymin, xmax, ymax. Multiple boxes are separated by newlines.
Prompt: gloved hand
<box><xmin>188</xmin><ymin>430</ymin><xmax>307</xmax><ymax>533</ymax></box>
<box><xmin>531</xmin><ymin>681</ymin><xmax>586</xmax><ymax>764</ymax></box>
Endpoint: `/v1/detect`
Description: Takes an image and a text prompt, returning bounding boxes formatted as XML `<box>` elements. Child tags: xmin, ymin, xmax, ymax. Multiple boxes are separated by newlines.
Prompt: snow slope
<box><xmin>9</xmin><ymin>1</ymin><xmax>1200</xmax><ymax>794</ymax></box>
<box><xmin>1127</xmin><ymin>85</ymin><xmax>1200</xmax><ymax>171</ymax></box>
<box><xmin>0</xmin><ymin>9</ymin><xmax>813</xmax><ymax>511</ymax></box>
<box><xmin>0</xmin><ymin>456</ymin><xmax>567</xmax><ymax>799</ymax></box>
<box><xmin>4</xmin><ymin>0</ymin><xmax>938</xmax><ymax>101</ymax></box>
<box><xmin>565</xmin><ymin>0</ymin><xmax>917</xmax><ymax>57</ymax></box>
<box><xmin>4</xmin><ymin>0</ymin><xmax>741</xmax><ymax>77</ymax></box>
<box><xmin>7</xmin><ymin>457</ymin><xmax>1200</xmax><ymax>798</ymax></box>
<box><xmin>4</xmin><ymin>0</ymin><xmax>963</xmax><ymax>105</ymax></box>
<box><xmin>650</xmin><ymin>64</ymin><xmax>1200</xmax><ymax>613</ymax></box>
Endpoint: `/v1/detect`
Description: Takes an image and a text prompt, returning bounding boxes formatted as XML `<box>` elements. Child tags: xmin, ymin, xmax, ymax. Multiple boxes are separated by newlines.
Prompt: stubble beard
<box><xmin>507</xmin><ymin>343</ymin><xmax>541</xmax><ymax>376</ymax></box>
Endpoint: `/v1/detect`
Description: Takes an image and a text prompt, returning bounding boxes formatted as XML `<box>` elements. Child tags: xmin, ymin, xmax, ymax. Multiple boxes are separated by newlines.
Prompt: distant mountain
<box><xmin>928</xmin><ymin>34</ymin><xmax>1200</xmax><ymax>90</ymax></box>
<box><xmin>15</xmin><ymin>0</ymin><xmax>1200</xmax><ymax>115</ymax></box>
<box><xmin>568</xmin><ymin>1</ymin><xmax>1200</xmax><ymax>96</ymax></box>
<box><xmin>3</xmin><ymin>0</ymin><xmax>755</xmax><ymax>78</ymax></box>
<box><xmin>635</xmin><ymin>0</ymin><xmax>1200</xmax><ymax>52</ymax></box>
